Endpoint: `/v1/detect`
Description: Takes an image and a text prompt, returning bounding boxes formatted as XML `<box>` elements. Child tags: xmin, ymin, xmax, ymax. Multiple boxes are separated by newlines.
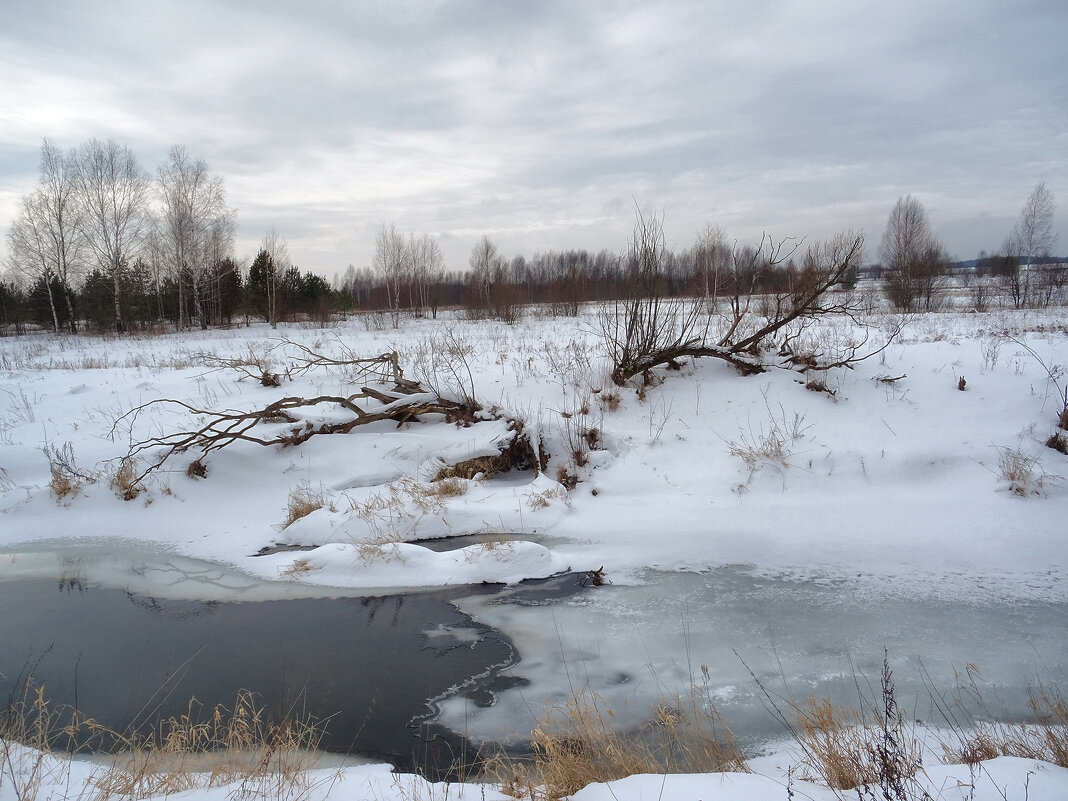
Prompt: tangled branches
<box><xmin>194</xmin><ymin>339</ymin><xmax>414</xmax><ymax>389</ymax></box>
<box><xmin>112</xmin><ymin>343</ymin><xmax>481</xmax><ymax>483</ymax></box>
<box><xmin>601</xmin><ymin>215</ymin><xmax>876</xmax><ymax>385</ymax></box>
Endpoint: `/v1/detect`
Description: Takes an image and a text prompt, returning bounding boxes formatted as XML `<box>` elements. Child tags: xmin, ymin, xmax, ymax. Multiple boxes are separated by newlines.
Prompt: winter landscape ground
<box><xmin>1</xmin><ymin>293</ymin><xmax>1067</xmax><ymax>800</ymax></box>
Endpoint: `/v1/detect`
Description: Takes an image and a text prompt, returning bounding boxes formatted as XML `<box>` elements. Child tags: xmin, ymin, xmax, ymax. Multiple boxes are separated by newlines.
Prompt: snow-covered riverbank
<box><xmin>2</xmin><ymin>305</ymin><xmax>1066</xmax><ymax>799</ymax></box>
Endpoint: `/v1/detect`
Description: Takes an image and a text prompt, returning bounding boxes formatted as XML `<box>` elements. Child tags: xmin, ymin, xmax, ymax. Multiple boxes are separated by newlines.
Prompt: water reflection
<box><xmin>0</xmin><ymin>544</ymin><xmax>588</xmax><ymax>777</ymax></box>
<box><xmin>0</xmin><ymin>573</ymin><xmax>512</xmax><ymax>775</ymax></box>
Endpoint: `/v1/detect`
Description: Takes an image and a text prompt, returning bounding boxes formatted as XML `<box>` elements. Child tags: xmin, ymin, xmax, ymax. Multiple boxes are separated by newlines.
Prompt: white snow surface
<box><xmin>2</xmin><ymin>304</ymin><xmax>1067</xmax><ymax>800</ymax></box>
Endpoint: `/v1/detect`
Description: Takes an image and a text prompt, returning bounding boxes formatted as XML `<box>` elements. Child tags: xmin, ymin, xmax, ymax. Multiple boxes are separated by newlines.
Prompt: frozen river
<box><xmin>2</xmin><ymin>543</ymin><xmax>1065</xmax><ymax>769</ymax></box>
<box><xmin>445</xmin><ymin>566</ymin><xmax>1068</xmax><ymax>751</ymax></box>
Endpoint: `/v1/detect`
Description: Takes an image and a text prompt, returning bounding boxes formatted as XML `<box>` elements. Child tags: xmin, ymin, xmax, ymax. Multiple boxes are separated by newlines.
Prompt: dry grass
<box><xmin>597</xmin><ymin>389</ymin><xmax>621</xmax><ymax>413</ymax></box>
<box><xmin>95</xmin><ymin>690</ymin><xmax>327</xmax><ymax>798</ymax></box>
<box><xmin>49</xmin><ymin>463</ymin><xmax>79</xmax><ymax>501</ymax></box>
<box><xmin>283</xmin><ymin>481</ymin><xmax>325</xmax><ymax>528</ymax></box>
<box><xmin>1</xmin><ymin>681</ymin><xmax>330</xmax><ymax>801</ymax></box>
<box><xmin>109</xmin><ymin>458</ymin><xmax>141</xmax><ymax>502</ymax></box>
<box><xmin>994</xmin><ymin>446</ymin><xmax>1057</xmax><ymax>495</ymax></box>
<box><xmin>428</xmin><ymin>476</ymin><xmax>468</xmax><ymax>497</ymax></box>
<box><xmin>45</xmin><ymin>442</ymin><xmax>94</xmax><ymax>501</ymax></box>
<box><xmin>526</xmin><ymin>483</ymin><xmax>569</xmax><ymax>510</ymax></box>
<box><xmin>935</xmin><ymin>668</ymin><xmax>1068</xmax><ymax>770</ymax></box>
<box><xmin>728</xmin><ymin>427</ymin><xmax>791</xmax><ymax>475</ymax></box>
<box><xmin>789</xmin><ymin>694</ymin><xmax>925</xmax><ymax>796</ymax></box>
<box><xmin>1047</xmin><ymin>432</ymin><xmax>1068</xmax><ymax>454</ymax></box>
<box><xmin>434</xmin><ymin>454</ymin><xmax>501</xmax><ymax>481</ymax></box>
<box><xmin>727</xmin><ymin>399</ymin><xmax>810</xmax><ymax>485</ymax></box>
<box><xmin>346</xmin><ymin>476</ymin><xmax>453</xmax><ymax>547</ymax></box>
<box><xmin>279</xmin><ymin>558</ymin><xmax>312</xmax><ymax>578</ymax></box>
<box><xmin>489</xmin><ymin>686</ymin><xmax>747</xmax><ymax>800</ymax></box>
<box><xmin>750</xmin><ymin>653</ymin><xmax>928</xmax><ymax>800</ymax></box>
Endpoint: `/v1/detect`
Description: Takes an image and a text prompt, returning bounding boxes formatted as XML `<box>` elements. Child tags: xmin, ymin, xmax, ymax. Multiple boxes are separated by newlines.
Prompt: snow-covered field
<box><xmin>2</xmin><ymin>299</ymin><xmax>1066</xmax><ymax>800</ymax></box>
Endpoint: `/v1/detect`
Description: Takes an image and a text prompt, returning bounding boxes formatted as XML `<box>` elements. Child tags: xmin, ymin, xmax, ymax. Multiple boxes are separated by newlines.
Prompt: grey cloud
<box><xmin>1</xmin><ymin>0</ymin><xmax>1066</xmax><ymax>274</ymax></box>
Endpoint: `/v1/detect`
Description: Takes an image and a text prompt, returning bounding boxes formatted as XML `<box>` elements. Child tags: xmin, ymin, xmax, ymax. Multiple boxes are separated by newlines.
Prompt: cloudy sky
<box><xmin>2</xmin><ymin>0</ymin><xmax>1066</xmax><ymax>279</ymax></box>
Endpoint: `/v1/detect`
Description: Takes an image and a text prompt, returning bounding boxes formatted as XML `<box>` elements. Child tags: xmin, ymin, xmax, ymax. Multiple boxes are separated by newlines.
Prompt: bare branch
<box><xmin>115</xmin><ymin>386</ymin><xmax>481</xmax><ymax>483</ymax></box>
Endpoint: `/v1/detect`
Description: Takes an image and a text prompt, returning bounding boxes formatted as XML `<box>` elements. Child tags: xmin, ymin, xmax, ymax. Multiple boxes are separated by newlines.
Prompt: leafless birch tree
<box><xmin>373</xmin><ymin>223</ymin><xmax>407</xmax><ymax>327</ymax></box>
<box><xmin>260</xmin><ymin>228</ymin><xmax>290</xmax><ymax>328</ymax></box>
<box><xmin>73</xmin><ymin>138</ymin><xmax>150</xmax><ymax>331</ymax></box>
<box><xmin>1005</xmin><ymin>183</ymin><xmax>1059</xmax><ymax>307</ymax></box>
<box><xmin>4</xmin><ymin>140</ymin><xmax>86</xmax><ymax>332</ymax></box>
<box><xmin>156</xmin><ymin>145</ymin><xmax>234</xmax><ymax>328</ymax></box>
<box><xmin>408</xmin><ymin>233</ymin><xmax>444</xmax><ymax>318</ymax></box>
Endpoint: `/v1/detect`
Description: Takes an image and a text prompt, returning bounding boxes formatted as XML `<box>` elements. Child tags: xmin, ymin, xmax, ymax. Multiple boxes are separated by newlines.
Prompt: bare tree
<box><xmin>73</xmin><ymin>138</ymin><xmax>150</xmax><ymax>331</ymax></box>
<box><xmin>5</xmin><ymin>193</ymin><xmax>63</xmax><ymax>331</ymax></box>
<box><xmin>157</xmin><ymin>145</ymin><xmax>234</xmax><ymax>329</ymax></box>
<box><xmin>259</xmin><ymin>228</ymin><xmax>290</xmax><ymax>328</ymax></box>
<box><xmin>468</xmin><ymin>235</ymin><xmax>498</xmax><ymax>315</ymax></box>
<box><xmin>694</xmin><ymin>224</ymin><xmax>731</xmax><ymax>312</ymax></box>
<box><xmin>373</xmin><ymin>223</ymin><xmax>408</xmax><ymax>327</ymax></box>
<box><xmin>408</xmin><ymin>233</ymin><xmax>444</xmax><ymax>318</ymax></box>
<box><xmin>879</xmin><ymin>196</ymin><xmax>946</xmax><ymax>312</ymax></box>
<box><xmin>1005</xmin><ymin>183</ymin><xmax>1058</xmax><ymax>307</ymax></box>
<box><xmin>600</xmin><ymin>210</ymin><xmax>712</xmax><ymax>384</ymax></box>
<box><xmin>602</xmin><ymin>211</ymin><xmax>868</xmax><ymax>385</ymax></box>
<box><xmin>37</xmin><ymin>140</ymin><xmax>85</xmax><ymax>331</ymax></box>
<box><xmin>4</xmin><ymin>141</ymin><xmax>87</xmax><ymax>333</ymax></box>
<box><xmin>465</xmin><ymin>235</ymin><xmax>519</xmax><ymax>320</ymax></box>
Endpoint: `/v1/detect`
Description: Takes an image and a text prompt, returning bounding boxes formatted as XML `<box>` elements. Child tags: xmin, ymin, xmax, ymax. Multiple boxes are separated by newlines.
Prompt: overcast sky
<box><xmin>2</xmin><ymin>0</ymin><xmax>1066</xmax><ymax>279</ymax></box>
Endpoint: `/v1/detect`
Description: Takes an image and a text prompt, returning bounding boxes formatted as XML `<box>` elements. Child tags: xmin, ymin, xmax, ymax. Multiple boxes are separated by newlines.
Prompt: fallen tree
<box><xmin>601</xmin><ymin>212</ymin><xmax>889</xmax><ymax>386</ymax></box>
<box><xmin>112</xmin><ymin>348</ymin><xmax>485</xmax><ymax>484</ymax></box>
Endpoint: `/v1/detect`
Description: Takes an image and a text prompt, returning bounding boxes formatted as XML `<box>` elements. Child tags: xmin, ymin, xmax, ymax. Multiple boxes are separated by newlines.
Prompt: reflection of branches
<box><xmin>124</xmin><ymin>591</ymin><xmax>220</xmax><ymax>620</ymax></box>
<box><xmin>360</xmin><ymin>594</ymin><xmax>406</xmax><ymax>627</ymax></box>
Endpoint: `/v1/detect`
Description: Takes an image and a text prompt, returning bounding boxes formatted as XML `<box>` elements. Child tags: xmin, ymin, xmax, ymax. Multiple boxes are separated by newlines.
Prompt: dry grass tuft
<box><xmin>49</xmin><ymin>463</ymin><xmax>78</xmax><ymax>501</ymax></box>
<box><xmin>435</xmin><ymin>428</ymin><xmax>546</xmax><ymax>481</ymax></box>
<box><xmin>346</xmin><ymin>476</ymin><xmax>451</xmax><ymax>545</ymax></box>
<box><xmin>109</xmin><ymin>458</ymin><xmax>141</xmax><ymax>501</ymax></box>
<box><xmin>186</xmin><ymin>458</ymin><xmax>207</xmax><ymax>479</ymax></box>
<box><xmin>937</xmin><ymin>670</ymin><xmax>1068</xmax><ymax>770</ymax></box>
<box><xmin>597</xmin><ymin>390</ymin><xmax>621</xmax><ymax>413</ymax></box>
<box><xmin>428</xmin><ymin>476</ymin><xmax>468</xmax><ymax>497</ymax></box>
<box><xmin>279</xmin><ymin>558</ymin><xmax>312</xmax><ymax>578</ymax></box>
<box><xmin>792</xmin><ymin>697</ymin><xmax>891</xmax><ymax>790</ymax></box>
<box><xmin>728</xmin><ymin>428</ymin><xmax>790</xmax><ymax>475</ymax></box>
<box><xmin>45</xmin><ymin>442</ymin><xmax>94</xmax><ymax>501</ymax></box>
<box><xmin>435</xmin><ymin>454</ymin><xmax>501</xmax><ymax>481</ymax></box>
<box><xmin>751</xmin><ymin>653</ymin><xmax>926</xmax><ymax>799</ymax></box>
<box><xmin>554</xmin><ymin>465</ymin><xmax>578</xmax><ymax>491</ymax></box>
<box><xmin>527</xmin><ymin>483</ymin><xmax>570</xmax><ymax>510</ymax></box>
<box><xmin>1</xmin><ymin>681</ymin><xmax>329</xmax><ymax>801</ymax></box>
<box><xmin>1048</xmin><ymin>432</ymin><xmax>1068</xmax><ymax>455</ymax></box>
<box><xmin>995</xmin><ymin>446</ymin><xmax>1057</xmax><ymax>495</ymax></box>
<box><xmin>283</xmin><ymin>482</ymin><xmax>325</xmax><ymax>528</ymax></box>
<box><xmin>490</xmin><ymin>687</ymin><xmax>746</xmax><ymax>800</ymax></box>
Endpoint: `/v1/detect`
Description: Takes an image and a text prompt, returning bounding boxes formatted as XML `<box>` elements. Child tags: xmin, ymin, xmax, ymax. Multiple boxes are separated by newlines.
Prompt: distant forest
<box><xmin>2</xmin><ymin>138</ymin><xmax>1063</xmax><ymax>335</ymax></box>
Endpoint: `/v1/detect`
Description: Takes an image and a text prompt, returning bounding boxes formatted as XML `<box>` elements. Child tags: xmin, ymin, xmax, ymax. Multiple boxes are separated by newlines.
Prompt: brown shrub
<box><xmin>110</xmin><ymin>459</ymin><xmax>142</xmax><ymax>501</ymax></box>
<box><xmin>283</xmin><ymin>482</ymin><xmax>324</xmax><ymax>528</ymax></box>
<box><xmin>1047</xmin><ymin>432</ymin><xmax>1068</xmax><ymax>455</ymax></box>
<box><xmin>490</xmin><ymin>688</ymin><xmax>746</xmax><ymax>800</ymax></box>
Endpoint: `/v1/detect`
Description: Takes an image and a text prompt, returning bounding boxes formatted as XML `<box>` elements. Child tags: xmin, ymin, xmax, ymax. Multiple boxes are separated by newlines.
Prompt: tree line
<box><xmin>2</xmin><ymin>137</ymin><xmax>1062</xmax><ymax>336</ymax></box>
<box><xmin>1</xmin><ymin>139</ymin><xmax>341</xmax><ymax>335</ymax></box>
